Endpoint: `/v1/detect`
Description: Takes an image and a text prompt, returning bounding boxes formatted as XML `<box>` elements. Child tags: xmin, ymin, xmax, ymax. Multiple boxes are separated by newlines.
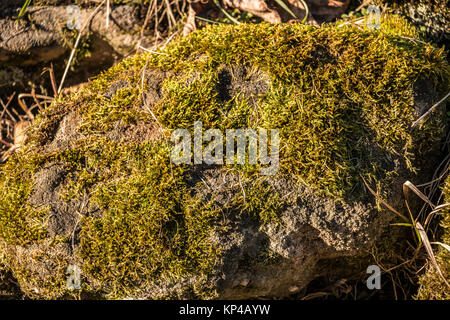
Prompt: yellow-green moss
<box><xmin>0</xmin><ymin>17</ymin><xmax>449</xmax><ymax>298</ymax></box>
<box><xmin>0</xmin><ymin>150</ymin><xmax>50</xmax><ymax>245</ymax></box>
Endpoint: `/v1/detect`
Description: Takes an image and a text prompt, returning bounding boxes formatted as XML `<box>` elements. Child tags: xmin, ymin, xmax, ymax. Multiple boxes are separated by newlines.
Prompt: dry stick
<box><xmin>355</xmin><ymin>0</ymin><xmax>371</xmax><ymax>11</ymax></box>
<box><xmin>398</xmin><ymin>36</ymin><xmax>427</xmax><ymax>45</ymax></box>
<box><xmin>28</xmin><ymin>104</ymin><xmax>43</xmax><ymax>114</ymax></box>
<box><xmin>0</xmin><ymin>92</ymin><xmax>16</xmax><ymax>120</ymax></box>
<box><xmin>136</xmin><ymin>1</ymin><xmax>154</xmax><ymax>51</ymax></box>
<box><xmin>174</xmin><ymin>0</ymin><xmax>184</xmax><ymax>16</ymax></box>
<box><xmin>17</xmin><ymin>94</ymin><xmax>34</xmax><ymax>120</ymax></box>
<box><xmin>162</xmin><ymin>30</ymin><xmax>179</xmax><ymax>48</ymax></box>
<box><xmin>18</xmin><ymin>93</ymin><xmax>53</xmax><ymax>116</ymax></box>
<box><xmin>10</xmin><ymin>108</ymin><xmax>22</xmax><ymax>121</ymax></box>
<box><xmin>361</xmin><ymin>175</ymin><xmax>408</xmax><ymax>222</ymax></box>
<box><xmin>159</xmin><ymin>7</ymin><xmax>168</xmax><ymax>26</ymax></box>
<box><xmin>31</xmin><ymin>88</ymin><xmax>43</xmax><ymax>112</ymax></box>
<box><xmin>0</xmin><ymin>97</ymin><xmax>5</xmax><ymax>119</ymax></box>
<box><xmin>164</xmin><ymin>0</ymin><xmax>176</xmax><ymax>29</ymax></box>
<box><xmin>411</xmin><ymin>91</ymin><xmax>450</xmax><ymax>128</ymax></box>
<box><xmin>17</xmin><ymin>93</ymin><xmax>53</xmax><ymax>101</ymax></box>
<box><xmin>425</xmin><ymin>203</ymin><xmax>450</xmax><ymax>227</ymax></box>
<box><xmin>154</xmin><ymin>0</ymin><xmax>161</xmax><ymax>45</ymax></box>
<box><xmin>416</xmin><ymin>161</ymin><xmax>449</xmax><ymax>188</ymax></box>
<box><xmin>418</xmin><ymin>156</ymin><xmax>449</xmax><ymax>221</ymax></box>
<box><xmin>421</xmin><ymin>155</ymin><xmax>449</xmax><ymax>213</ymax></box>
<box><xmin>58</xmin><ymin>0</ymin><xmax>107</xmax><ymax>94</ymax></box>
<box><xmin>0</xmin><ymin>139</ymin><xmax>14</xmax><ymax>148</ymax></box>
<box><xmin>48</xmin><ymin>64</ymin><xmax>58</xmax><ymax>97</ymax></box>
<box><xmin>138</xmin><ymin>46</ymin><xmax>169</xmax><ymax>56</ymax></box>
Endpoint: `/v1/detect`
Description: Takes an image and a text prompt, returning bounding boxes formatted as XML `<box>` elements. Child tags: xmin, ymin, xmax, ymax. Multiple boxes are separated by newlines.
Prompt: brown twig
<box><xmin>0</xmin><ymin>92</ymin><xmax>16</xmax><ymax>120</ymax></box>
<box><xmin>42</xmin><ymin>64</ymin><xmax>58</xmax><ymax>97</ymax></box>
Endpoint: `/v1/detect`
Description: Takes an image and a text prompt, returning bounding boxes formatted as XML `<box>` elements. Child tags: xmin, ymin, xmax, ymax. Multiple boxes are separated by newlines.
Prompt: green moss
<box><xmin>0</xmin><ymin>17</ymin><xmax>448</xmax><ymax>298</ymax></box>
<box><xmin>0</xmin><ymin>150</ymin><xmax>49</xmax><ymax>245</ymax></box>
<box><xmin>71</xmin><ymin>140</ymin><xmax>220</xmax><ymax>298</ymax></box>
<box><xmin>152</xmin><ymin>17</ymin><xmax>448</xmax><ymax>198</ymax></box>
<box><xmin>229</xmin><ymin>178</ymin><xmax>284</xmax><ymax>225</ymax></box>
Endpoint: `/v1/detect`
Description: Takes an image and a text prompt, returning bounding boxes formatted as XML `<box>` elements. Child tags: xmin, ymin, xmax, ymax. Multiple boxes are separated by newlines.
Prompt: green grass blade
<box><xmin>18</xmin><ymin>0</ymin><xmax>33</xmax><ymax>19</ymax></box>
<box><xmin>274</xmin><ymin>0</ymin><xmax>297</xmax><ymax>19</ymax></box>
<box><xmin>390</xmin><ymin>223</ymin><xmax>414</xmax><ymax>227</ymax></box>
<box><xmin>274</xmin><ymin>0</ymin><xmax>309</xmax><ymax>24</ymax></box>
<box><xmin>299</xmin><ymin>0</ymin><xmax>309</xmax><ymax>23</ymax></box>
<box><xmin>195</xmin><ymin>16</ymin><xmax>223</xmax><ymax>25</ymax></box>
<box><xmin>213</xmin><ymin>0</ymin><xmax>240</xmax><ymax>24</ymax></box>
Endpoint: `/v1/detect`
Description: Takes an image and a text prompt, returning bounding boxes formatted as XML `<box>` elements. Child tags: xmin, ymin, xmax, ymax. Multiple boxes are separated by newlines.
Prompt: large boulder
<box><xmin>0</xmin><ymin>2</ymin><xmax>147</xmax><ymax>107</ymax></box>
<box><xmin>0</xmin><ymin>16</ymin><xmax>448</xmax><ymax>299</ymax></box>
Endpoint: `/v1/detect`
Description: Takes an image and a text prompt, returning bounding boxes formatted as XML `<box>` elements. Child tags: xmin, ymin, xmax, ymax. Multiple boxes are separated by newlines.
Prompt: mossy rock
<box><xmin>416</xmin><ymin>176</ymin><xmax>450</xmax><ymax>300</ymax></box>
<box><xmin>0</xmin><ymin>16</ymin><xmax>449</xmax><ymax>299</ymax></box>
<box><xmin>374</xmin><ymin>0</ymin><xmax>449</xmax><ymax>45</ymax></box>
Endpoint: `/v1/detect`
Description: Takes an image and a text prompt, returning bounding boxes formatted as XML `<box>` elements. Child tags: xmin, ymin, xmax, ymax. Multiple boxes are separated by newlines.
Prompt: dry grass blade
<box><xmin>17</xmin><ymin>94</ymin><xmax>35</xmax><ymax>120</ymax></box>
<box><xmin>0</xmin><ymin>92</ymin><xmax>16</xmax><ymax>120</ymax></box>
<box><xmin>30</xmin><ymin>88</ymin><xmax>43</xmax><ymax>112</ymax></box>
<box><xmin>301</xmin><ymin>292</ymin><xmax>330</xmax><ymax>300</ymax></box>
<box><xmin>430</xmin><ymin>203</ymin><xmax>450</xmax><ymax>215</ymax></box>
<box><xmin>416</xmin><ymin>165</ymin><xmax>449</xmax><ymax>188</ymax></box>
<box><xmin>425</xmin><ymin>202</ymin><xmax>450</xmax><ymax>227</ymax></box>
<box><xmin>58</xmin><ymin>0</ymin><xmax>107</xmax><ymax>94</ymax></box>
<box><xmin>416</xmin><ymin>221</ymin><xmax>450</xmax><ymax>289</ymax></box>
<box><xmin>403</xmin><ymin>180</ymin><xmax>436</xmax><ymax>210</ymax></box>
<box><xmin>411</xmin><ymin>91</ymin><xmax>450</xmax><ymax>128</ymax></box>
<box><xmin>42</xmin><ymin>65</ymin><xmax>58</xmax><ymax>97</ymax></box>
<box><xmin>213</xmin><ymin>0</ymin><xmax>240</xmax><ymax>24</ymax></box>
<box><xmin>137</xmin><ymin>1</ymin><xmax>154</xmax><ymax>50</ymax></box>
<box><xmin>361</xmin><ymin>175</ymin><xmax>408</xmax><ymax>221</ymax></box>
<box><xmin>140</xmin><ymin>62</ymin><xmax>165</xmax><ymax>132</ymax></box>
<box><xmin>430</xmin><ymin>242</ymin><xmax>450</xmax><ymax>253</ymax></box>
<box><xmin>138</xmin><ymin>45</ymin><xmax>169</xmax><ymax>56</ymax></box>
<box><xmin>163</xmin><ymin>0</ymin><xmax>177</xmax><ymax>28</ymax></box>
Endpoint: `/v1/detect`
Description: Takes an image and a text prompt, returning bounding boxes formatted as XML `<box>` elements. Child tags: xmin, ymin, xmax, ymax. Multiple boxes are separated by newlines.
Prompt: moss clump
<box><xmin>0</xmin><ymin>17</ymin><xmax>449</xmax><ymax>299</ymax></box>
<box><xmin>73</xmin><ymin>140</ymin><xmax>220</xmax><ymax>298</ymax></box>
<box><xmin>153</xmin><ymin>16</ymin><xmax>448</xmax><ymax>198</ymax></box>
<box><xmin>416</xmin><ymin>177</ymin><xmax>450</xmax><ymax>300</ymax></box>
<box><xmin>0</xmin><ymin>150</ymin><xmax>50</xmax><ymax>245</ymax></box>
